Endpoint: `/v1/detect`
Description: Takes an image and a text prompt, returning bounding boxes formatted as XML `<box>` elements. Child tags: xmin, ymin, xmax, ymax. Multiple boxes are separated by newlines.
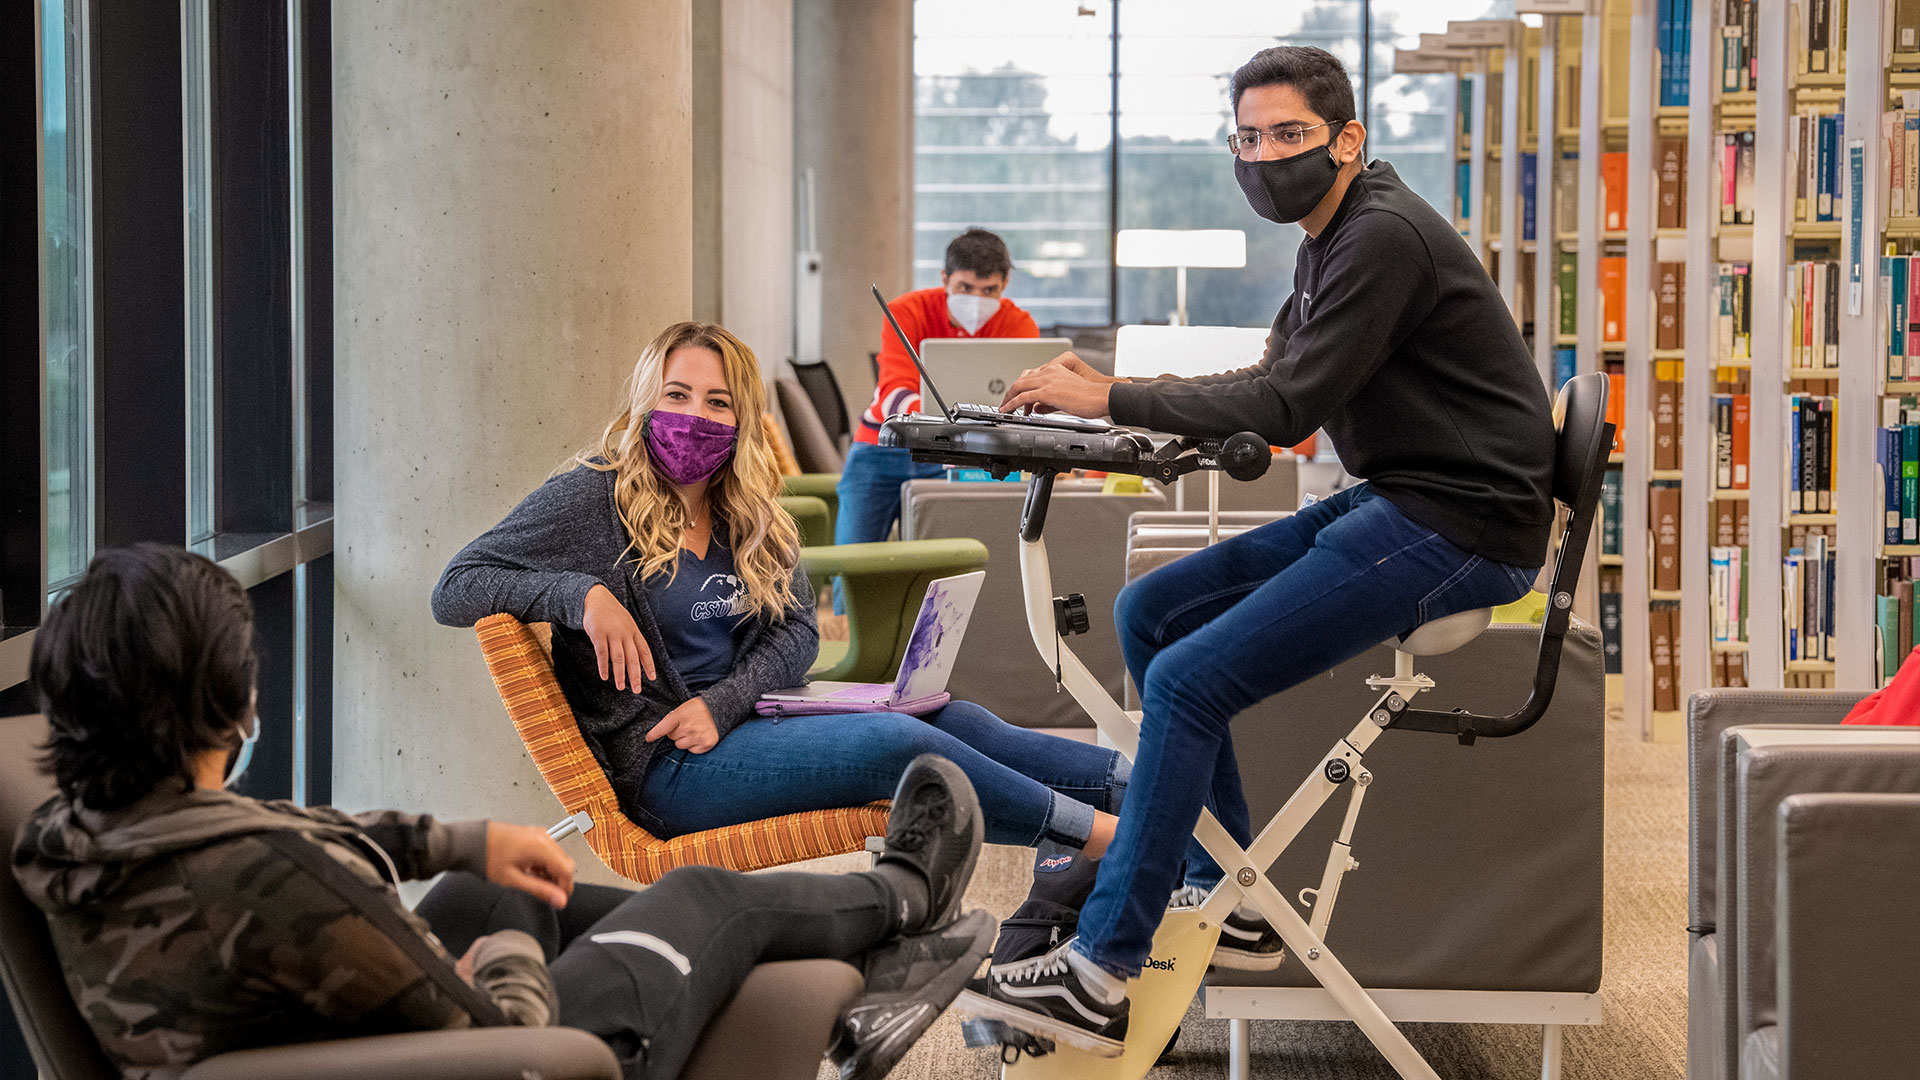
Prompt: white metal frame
<box><xmin>1008</xmin><ymin>500</ymin><xmax>1599</xmax><ymax>1080</ymax></box>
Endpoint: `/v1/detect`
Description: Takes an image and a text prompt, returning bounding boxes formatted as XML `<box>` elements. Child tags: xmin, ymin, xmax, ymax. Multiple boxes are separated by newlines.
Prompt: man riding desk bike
<box><xmin>954</xmin><ymin>44</ymin><xmax>1556</xmax><ymax>1056</ymax></box>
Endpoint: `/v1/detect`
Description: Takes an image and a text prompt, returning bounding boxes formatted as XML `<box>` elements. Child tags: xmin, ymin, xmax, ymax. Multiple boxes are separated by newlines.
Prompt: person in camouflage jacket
<box><xmin>12</xmin><ymin>544</ymin><xmax>995</xmax><ymax>1080</ymax></box>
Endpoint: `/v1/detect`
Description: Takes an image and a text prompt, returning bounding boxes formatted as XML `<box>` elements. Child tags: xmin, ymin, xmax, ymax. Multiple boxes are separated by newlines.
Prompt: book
<box><xmin>1599</xmin><ymin>582</ymin><xmax>1623</xmax><ymax>674</ymax></box>
<box><xmin>1653</xmin><ymin>377</ymin><xmax>1679</xmax><ymax>471</ymax></box>
<box><xmin>1652</xmin><ymin>482</ymin><xmax>1682</xmax><ymax>592</ymax></box>
<box><xmin>1657</xmin><ymin>138</ymin><xmax>1686</xmax><ymax>229</ymax></box>
<box><xmin>1520</xmin><ymin>152</ymin><xmax>1538</xmax><ymax>242</ymax></box>
<box><xmin>1731</xmin><ymin>393</ymin><xmax>1750</xmax><ymax>488</ymax></box>
<box><xmin>1656</xmin><ymin>262</ymin><xmax>1683</xmax><ymax>350</ymax></box>
<box><xmin>1601</xmin><ymin>257</ymin><xmax>1627</xmax><ymax>342</ymax></box>
<box><xmin>1651</xmin><ymin>606</ymin><xmax>1678</xmax><ymax>713</ymax></box>
<box><xmin>1601</xmin><ymin>152</ymin><xmax>1629</xmax><ymax>232</ymax></box>
<box><xmin>1557</xmin><ymin>250</ymin><xmax>1578</xmax><ymax>337</ymax></box>
<box><xmin>1601</xmin><ymin>469</ymin><xmax>1624</xmax><ymax>555</ymax></box>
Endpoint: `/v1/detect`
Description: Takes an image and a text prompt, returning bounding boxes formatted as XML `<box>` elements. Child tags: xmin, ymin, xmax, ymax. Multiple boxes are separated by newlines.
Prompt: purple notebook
<box><xmin>757</xmin><ymin>571</ymin><xmax>985</xmax><ymax>717</ymax></box>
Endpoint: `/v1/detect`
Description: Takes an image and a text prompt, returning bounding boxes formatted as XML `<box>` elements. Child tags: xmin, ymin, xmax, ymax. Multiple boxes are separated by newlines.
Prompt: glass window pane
<box><xmin>1117</xmin><ymin>1</ymin><xmax>1364</xmax><ymax>329</ymax></box>
<box><xmin>1369</xmin><ymin>1</ymin><xmax>1517</xmax><ymax>217</ymax></box>
<box><xmin>43</xmin><ymin>0</ymin><xmax>91</xmax><ymax>590</ymax></box>
<box><xmin>913</xmin><ymin>0</ymin><xmax>1112</xmax><ymax>326</ymax></box>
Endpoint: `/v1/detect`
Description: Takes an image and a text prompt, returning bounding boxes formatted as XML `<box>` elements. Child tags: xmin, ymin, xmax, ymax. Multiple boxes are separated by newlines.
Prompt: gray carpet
<box><xmin>803</xmin><ymin>716</ymin><xmax>1688</xmax><ymax>1079</ymax></box>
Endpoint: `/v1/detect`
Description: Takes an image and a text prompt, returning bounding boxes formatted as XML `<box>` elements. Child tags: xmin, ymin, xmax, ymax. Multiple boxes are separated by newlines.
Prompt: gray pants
<box><xmin>418</xmin><ymin>866</ymin><xmax>894</xmax><ymax>1079</ymax></box>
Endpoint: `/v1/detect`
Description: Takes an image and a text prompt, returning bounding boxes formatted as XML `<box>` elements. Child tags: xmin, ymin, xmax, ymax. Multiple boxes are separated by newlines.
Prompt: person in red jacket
<box><xmin>832</xmin><ymin>229</ymin><xmax>1039</xmax><ymax>561</ymax></box>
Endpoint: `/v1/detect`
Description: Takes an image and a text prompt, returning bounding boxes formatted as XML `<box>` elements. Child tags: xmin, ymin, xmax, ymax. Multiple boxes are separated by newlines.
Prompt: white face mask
<box><xmin>224</xmin><ymin>718</ymin><xmax>259</xmax><ymax>788</ymax></box>
<box><xmin>946</xmin><ymin>292</ymin><xmax>998</xmax><ymax>335</ymax></box>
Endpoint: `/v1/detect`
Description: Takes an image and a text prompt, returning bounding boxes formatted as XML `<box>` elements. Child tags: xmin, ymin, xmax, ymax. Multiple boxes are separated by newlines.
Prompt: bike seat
<box><xmin>1394</xmin><ymin>606</ymin><xmax>1494</xmax><ymax>657</ymax></box>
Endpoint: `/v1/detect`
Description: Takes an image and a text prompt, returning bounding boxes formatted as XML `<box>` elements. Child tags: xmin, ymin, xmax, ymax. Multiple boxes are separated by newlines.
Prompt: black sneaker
<box><xmin>956</xmin><ymin>938</ymin><xmax>1128</xmax><ymax>1057</ymax></box>
<box><xmin>832</xmin><ymin>909</ymin><xmax>996</xmax><ymax>1080</ymax></box>
<box><xmin>1168</xmin><ymin>885</ymin><xmax>1286</xmax><ymax>971</ymax></box>
<box><xmin>877</xmin><ymin>754</ymin><xmax>982</xmax><ymax>934</ymax></box>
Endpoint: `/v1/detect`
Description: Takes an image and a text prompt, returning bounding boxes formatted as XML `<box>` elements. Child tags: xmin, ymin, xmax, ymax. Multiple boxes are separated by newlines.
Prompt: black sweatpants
<box><xmin>416</xmin><ymin>866</ymin><xmax>896</xmax><ymax>1080</ymax></box>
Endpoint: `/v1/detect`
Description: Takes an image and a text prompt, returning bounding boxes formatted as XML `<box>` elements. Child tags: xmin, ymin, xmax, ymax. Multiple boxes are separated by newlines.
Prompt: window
<box><xmin>914</xmin><ymin>0</ymin><xmax>1494</xmax><ymax>331</ymax></box>
<box><xmin>1117</xmin><ymin>1</ymin><xmax>1363</xmax><ymax>327</ymax></box>
<box><xmin>43</xmin><ymin>0</ymin><xmax>91</xmax><ymax>591</ymax></box>
<box><xmin>1369</xmin><ymin>1</ymin><xmax>1517</xmax><ymax>215</ymax></box>
<box><xmin>913</xmin><ymin>1</ymin><xmax>1114</xmax><ymax>326</ymax></box>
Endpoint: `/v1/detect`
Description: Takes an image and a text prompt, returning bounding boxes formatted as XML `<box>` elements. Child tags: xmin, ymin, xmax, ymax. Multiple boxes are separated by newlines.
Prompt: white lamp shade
<box><xmin>1114</xmin><ymin>229</ymin><xmax>1247</xmax><ymax>269</ymax></box>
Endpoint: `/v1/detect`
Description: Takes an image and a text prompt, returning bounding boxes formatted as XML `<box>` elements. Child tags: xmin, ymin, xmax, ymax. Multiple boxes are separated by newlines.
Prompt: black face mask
<box><xmin>1235</xmin><ymin>140</ymin><xmax>1344</xmax><ymax>225</ymax></box>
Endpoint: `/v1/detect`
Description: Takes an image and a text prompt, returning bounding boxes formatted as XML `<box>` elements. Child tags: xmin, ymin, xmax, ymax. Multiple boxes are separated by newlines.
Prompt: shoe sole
<box><xmin>890</xmin><ymin>754</ymin><xmax>983</xmax><ymax>932</ymax></box>
<box><xmin>952</xmin><ymin>988</ymin><xmax>1126</xmax><ymax>1058</ymax></box>
<box><xmin>1207</xmin><ymin>947</ymin><xmax>1287</xmax><ymax>972</ymax></box>
<box><xmin>839</xmin><ymin>909</ymin><xmax>997</xmax><ymax>1080</ymax></box>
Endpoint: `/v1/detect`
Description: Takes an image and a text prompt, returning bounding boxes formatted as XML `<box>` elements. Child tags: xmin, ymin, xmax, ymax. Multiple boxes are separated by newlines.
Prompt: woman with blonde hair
<box><xmin>433</xmin><ymin>322</ymin><xmax>1130</xmax><ymax>871</ymax></box>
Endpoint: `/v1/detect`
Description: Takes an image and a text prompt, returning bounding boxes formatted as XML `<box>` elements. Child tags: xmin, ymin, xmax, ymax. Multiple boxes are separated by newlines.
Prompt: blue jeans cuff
<box><xmin>1041</xmin><ymin>793</ymin><xmax>1097</xmax><ymax>848</ymax></box>
<box><xmin>1071</xmin><ymin>936</ymin><xmax>1136</xmax><ymax>979</ymax></box>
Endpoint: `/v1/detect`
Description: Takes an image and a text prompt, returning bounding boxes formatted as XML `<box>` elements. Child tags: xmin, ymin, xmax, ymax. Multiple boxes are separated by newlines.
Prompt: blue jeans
<box><xmin>634</xmin><ymin>700</ymin><xmax>1129</xmax><ymax>848</ymax></box>
<box><xmin>832</xmin><ymin>442</ymin><xmax>944</xmax><ymax>613</ymax></box>
<box><xmin>1074</xmin><ymin>483</ymin><xmax>1538</xmax><ymax>976</ymax></box>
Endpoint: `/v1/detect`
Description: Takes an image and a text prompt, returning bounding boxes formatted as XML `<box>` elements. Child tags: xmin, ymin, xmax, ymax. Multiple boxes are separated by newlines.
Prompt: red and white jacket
<box><xmin>855</xmin><ymin>286</ymin><xmax>1039</xmax><ymax>444</ymax></box>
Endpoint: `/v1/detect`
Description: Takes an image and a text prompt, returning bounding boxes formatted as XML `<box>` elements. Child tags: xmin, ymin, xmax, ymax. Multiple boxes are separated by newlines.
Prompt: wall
<box><xmin>332</xmin><ymin>1</ymin><xmax>693</xmax><ymax>883</ymax></box>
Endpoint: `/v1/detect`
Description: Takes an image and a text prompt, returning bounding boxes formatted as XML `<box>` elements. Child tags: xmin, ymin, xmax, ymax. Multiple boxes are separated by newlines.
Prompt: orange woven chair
<box><xmin>474</xmin><ymin>613</ymin><xmax>890</xmax><ymax>883</ymax></box>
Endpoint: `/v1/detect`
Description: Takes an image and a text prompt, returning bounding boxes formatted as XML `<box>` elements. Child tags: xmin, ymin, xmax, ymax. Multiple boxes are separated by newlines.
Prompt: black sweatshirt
<box><xmin>1107</xmin><ymin>161</ymin><xmax>1556</xmax><ymax>568</ymax></box>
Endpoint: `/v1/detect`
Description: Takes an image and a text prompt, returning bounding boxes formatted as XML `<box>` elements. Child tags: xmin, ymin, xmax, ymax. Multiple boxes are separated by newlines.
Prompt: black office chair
<box><xmin>790</xmin><ymin>359</ymin><xmax>851</xmax><ymax>454</ymax></box>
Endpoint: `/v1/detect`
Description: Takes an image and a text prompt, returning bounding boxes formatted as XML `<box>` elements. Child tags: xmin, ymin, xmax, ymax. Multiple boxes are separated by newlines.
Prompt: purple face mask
<box><xmin>643</xmin><ymin>410</ymin><xmax>737</xmax><ymax>486</ymax></box>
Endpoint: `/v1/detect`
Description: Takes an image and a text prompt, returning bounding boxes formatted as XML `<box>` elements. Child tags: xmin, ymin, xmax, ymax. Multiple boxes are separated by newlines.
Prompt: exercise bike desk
<box><xmin>878</xmin><ymin>375</ymin><xmax>1611</xmax><ymax>1080</ymax></box>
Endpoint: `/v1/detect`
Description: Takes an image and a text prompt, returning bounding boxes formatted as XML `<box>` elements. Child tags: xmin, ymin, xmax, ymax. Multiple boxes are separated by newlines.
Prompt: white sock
<box><xmin>1233</xmin><ymin>902</ymin><xmax>1263</xmax><ymax>922</ymax></box>
<box><xmin>1066</xmin><ymin>945</ymin><xmax>1129</xmax><ymax>1005</ymax></box>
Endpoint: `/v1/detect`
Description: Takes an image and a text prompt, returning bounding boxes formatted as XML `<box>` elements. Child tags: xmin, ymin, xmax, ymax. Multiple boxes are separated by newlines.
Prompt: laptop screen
<box><xmin>892</xmin><ymin>570</ymin><xmax>987</xmax><ymax>703</ymax></box>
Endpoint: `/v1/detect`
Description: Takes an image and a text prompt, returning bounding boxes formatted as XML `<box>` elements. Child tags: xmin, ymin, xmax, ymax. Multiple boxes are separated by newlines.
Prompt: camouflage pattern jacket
<box><xmin>12</xmin><ymin>785</ymin><xmax>556</xmax><ymax>1079</ymax></box>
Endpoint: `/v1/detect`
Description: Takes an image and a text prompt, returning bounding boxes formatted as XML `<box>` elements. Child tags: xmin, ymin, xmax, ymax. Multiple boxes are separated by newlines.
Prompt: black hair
<box><xmin>32</xmin><ymin>544</ymin><xmax>257</xmax><ymax>810</ymax></box>
<box><xmin>1230</xmin><ymin>45</ymin><xmax>1357</xmax><ymax>125</ymax></box>
<box><xmin>943</xmin><ymin>228</ymin><xmax>1014</xmax><ymax>280</ymax></box>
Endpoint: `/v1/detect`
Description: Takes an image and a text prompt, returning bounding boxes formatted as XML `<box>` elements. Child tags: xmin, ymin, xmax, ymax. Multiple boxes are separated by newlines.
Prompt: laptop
<box><xmin>870</xmin><ymin>285</ymin><xmax>1113</xmax><ymax>433</ymax></box>
<box><xmin>920</xmin><ymin>337</ymin><xmax>1073</xmax><ymax>408</ymax></box>
<box><xmin>757</xmin><ymin>570</ymin><xmax>986</xmax><ymax>716</ymax></box>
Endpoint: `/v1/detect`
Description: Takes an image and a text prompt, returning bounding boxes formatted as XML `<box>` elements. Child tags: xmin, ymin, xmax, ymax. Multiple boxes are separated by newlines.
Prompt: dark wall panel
<box><xmin>212</xmin><ymin>0</ymin><xmax>293</xmax><ymax>535</ymax></box>
<box><xmin>93</xmin><ymin>2</ymin><xmax>186</xmax><ymax>548</ymax></box>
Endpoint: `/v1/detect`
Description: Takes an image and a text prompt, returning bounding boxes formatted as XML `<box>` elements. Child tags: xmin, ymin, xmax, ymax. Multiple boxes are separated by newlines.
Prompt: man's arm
<box><xmin>860</xmin><ymin>297</ymin><xmax>931</xmax><ymax>432</ymax></box>
<box><xmin>1107</xmin><ymin>212</ymin><xmax>1434</xmax><ymax>443</ymax></box>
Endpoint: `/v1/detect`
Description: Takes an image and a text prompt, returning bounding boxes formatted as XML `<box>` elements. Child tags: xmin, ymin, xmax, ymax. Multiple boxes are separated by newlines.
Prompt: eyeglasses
<box><xmin>1227</xmin><ymin>121</ymin><xmax>1342</xmax><ymax>160</ymax></box>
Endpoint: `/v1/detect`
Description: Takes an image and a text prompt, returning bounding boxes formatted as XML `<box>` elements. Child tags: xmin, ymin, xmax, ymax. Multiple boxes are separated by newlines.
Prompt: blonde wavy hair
<box><xmin>577</xmin><ymin>322</ymin><xmax>799</xmax><ymax>620</ymax></box>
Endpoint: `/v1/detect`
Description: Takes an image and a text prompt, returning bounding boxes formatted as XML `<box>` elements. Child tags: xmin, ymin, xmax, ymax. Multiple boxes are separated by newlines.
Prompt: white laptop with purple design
<box><xmin>756</xmin><ymin>571</ymin><xmax>986</xmax><ymax>716</ymax></box>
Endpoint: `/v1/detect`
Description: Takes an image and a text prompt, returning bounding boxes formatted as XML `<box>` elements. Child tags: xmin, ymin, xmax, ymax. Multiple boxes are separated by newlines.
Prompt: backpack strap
<box><xmin>257</xmin><ymin>830</ymin><xmax>510</xmax><ymax>1028</ymax></box>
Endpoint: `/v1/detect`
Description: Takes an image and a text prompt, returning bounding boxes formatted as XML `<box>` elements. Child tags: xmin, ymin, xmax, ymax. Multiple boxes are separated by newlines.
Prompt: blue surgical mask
<box><xmin>224</xmin><ymin>718</ymin><xmax>259</xmax><ymax>788</ymax></box>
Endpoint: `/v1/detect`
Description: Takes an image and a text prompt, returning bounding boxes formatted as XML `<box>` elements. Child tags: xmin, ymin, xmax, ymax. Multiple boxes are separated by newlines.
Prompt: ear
<box><xmin>1336</xmin><ymin>119</ymin><xmax>1367</xmax><ymax>167</ymax></box>
<box><xmin>940</xmin><ymin>270</ymin><xmax>952</xmax><ymax>289</ymax></box>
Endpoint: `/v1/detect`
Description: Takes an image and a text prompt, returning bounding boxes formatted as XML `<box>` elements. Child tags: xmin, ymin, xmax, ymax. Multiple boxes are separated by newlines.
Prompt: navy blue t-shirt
<box><xmin>644</xmin><ymin>533</ymin><xmax>750</xmax><ymax>692</ymax></box>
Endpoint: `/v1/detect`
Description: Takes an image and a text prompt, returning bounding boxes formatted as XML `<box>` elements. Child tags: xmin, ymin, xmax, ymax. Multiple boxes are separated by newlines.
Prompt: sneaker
<box><xmin>1168</xmin><ymin>885</ymin><xmax>1286</xmax><ymax>972</ymax></box>
<box><xmin>956</xmin><ymin>938</ymin><xmax>1128</xmax><ymax>1058</ymax></box>
<box><xmin>832</xmin><ymin>909</ymin><xmax>997</xmax><ymax>1080</ymax></box>
<box><xmin>877</xmin><ymin>754</ymin><xmax>983</xmax><ymax>934</ymax></box>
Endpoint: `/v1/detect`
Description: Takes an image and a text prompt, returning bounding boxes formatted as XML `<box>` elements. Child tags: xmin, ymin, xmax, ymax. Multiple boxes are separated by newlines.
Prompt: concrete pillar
<box><xmin>794</xmin><ymin>0</ymin><xmax>914</xmax><ymax>415</ymax></box>
<box><xmin>332</xmin><ymin>2</ymin><xmax>692</xmax><ymax>884</ymax></box>
<box><xmin>692</xmin><ymin>0</ymin><xmax>795</xmax><ymax>375</ymax></box>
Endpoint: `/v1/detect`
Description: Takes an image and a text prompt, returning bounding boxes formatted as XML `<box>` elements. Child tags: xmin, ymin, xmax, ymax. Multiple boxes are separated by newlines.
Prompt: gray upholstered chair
<box><xmin>1684</xmin><ymin>691</ymin><xmax>1920</xmax><ymax>1080</ymax></box>
<box><xmin>900</xmin><ymin>476</ymin><xmax>1166</xmax><ymax>728</ymax></box>
<box><xmin>0</xmin><ymin>712</ymin><xmax>858</xmax><ymax>1080</ymax></box>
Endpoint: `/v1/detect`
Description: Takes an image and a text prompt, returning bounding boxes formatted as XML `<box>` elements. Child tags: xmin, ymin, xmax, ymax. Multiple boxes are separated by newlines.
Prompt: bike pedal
<box><xmin>960</xmin><ymin>1018</ymin><xmax>1055</xmax><ymax>1061</ymax></box>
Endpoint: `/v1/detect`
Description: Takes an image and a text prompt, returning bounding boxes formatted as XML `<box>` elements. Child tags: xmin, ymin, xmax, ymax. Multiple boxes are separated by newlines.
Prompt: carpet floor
<box><xmin>801</xmin><ymin>715</ymin><xmax>1689</xmax><ymax>1079</ymax></box>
